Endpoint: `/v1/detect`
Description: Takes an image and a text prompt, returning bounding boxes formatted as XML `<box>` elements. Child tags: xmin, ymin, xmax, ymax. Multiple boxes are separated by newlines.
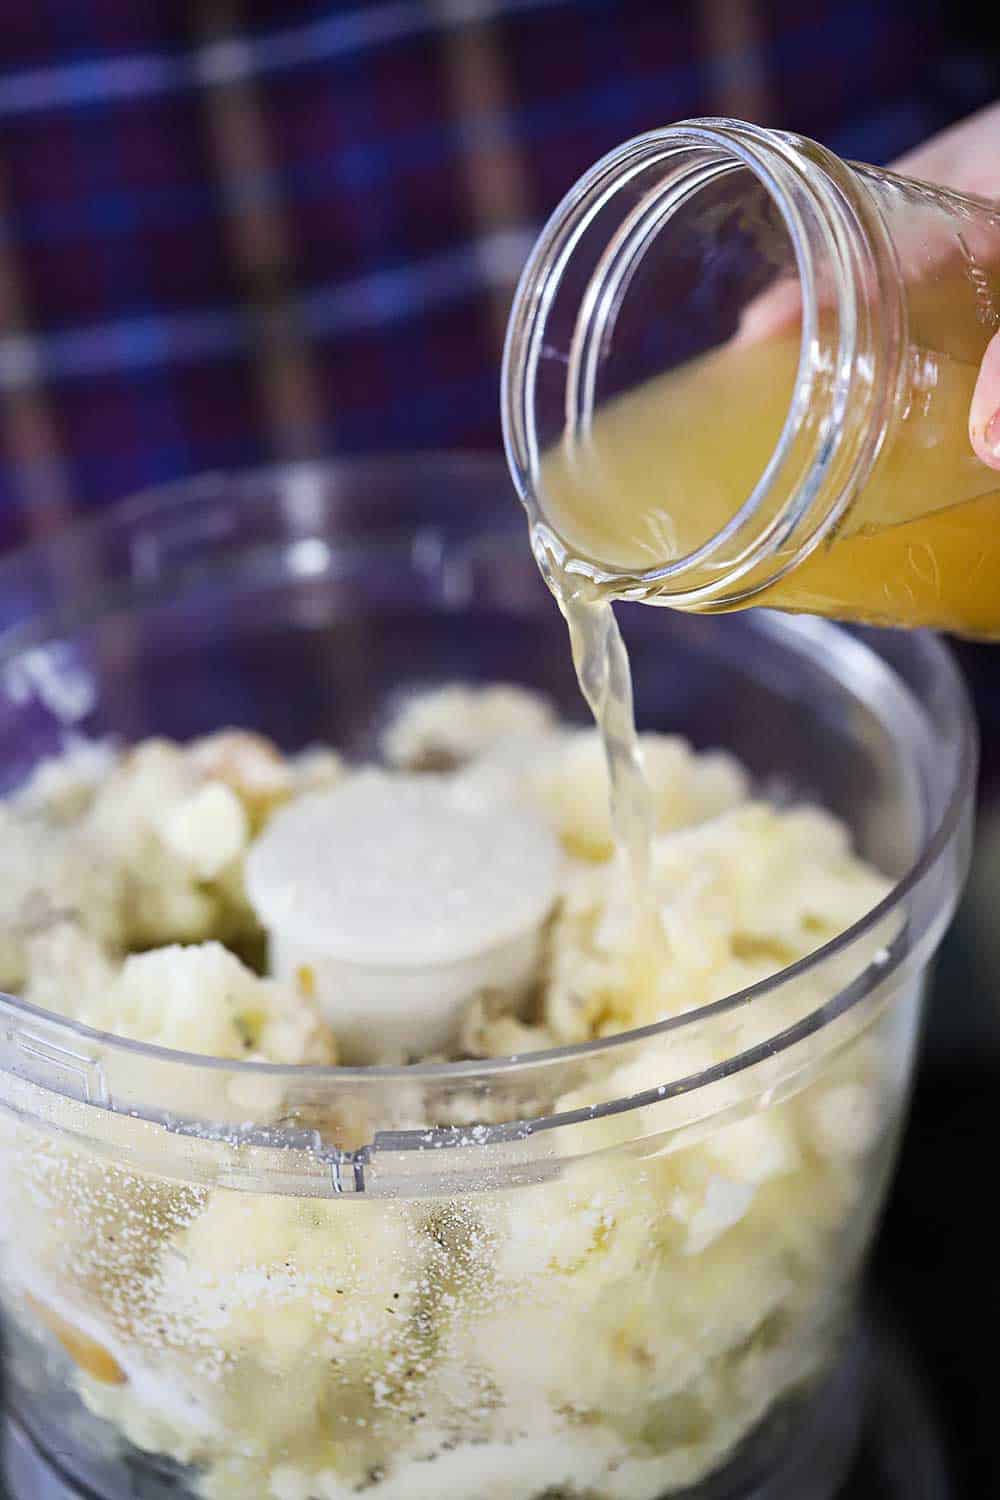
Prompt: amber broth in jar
<box><xmin>540</xmin><ymin>269</ymin><xmax>1000</xmax><ymax>636</ymax></box>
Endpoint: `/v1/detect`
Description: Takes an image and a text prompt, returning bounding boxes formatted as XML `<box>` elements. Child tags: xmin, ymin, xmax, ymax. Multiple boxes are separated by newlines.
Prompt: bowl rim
<box><xmin>0</xmin><ymin>459</ymin><xmax>979</xmax><ymax>1113</ymax></box>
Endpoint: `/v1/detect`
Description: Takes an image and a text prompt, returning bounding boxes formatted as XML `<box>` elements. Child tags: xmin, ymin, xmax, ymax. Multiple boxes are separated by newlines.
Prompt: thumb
<box><xmin>970</xmin><ymin>329</ymin><xmax>1000</xmax><ymax>470</ymax></box>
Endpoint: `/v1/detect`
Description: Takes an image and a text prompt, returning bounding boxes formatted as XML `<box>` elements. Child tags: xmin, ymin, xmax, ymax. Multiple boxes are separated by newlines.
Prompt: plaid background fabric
<box><xmin>0</xmin><ymin>0</ymin><xmax>995</xmax><ymax>552</ymax></box>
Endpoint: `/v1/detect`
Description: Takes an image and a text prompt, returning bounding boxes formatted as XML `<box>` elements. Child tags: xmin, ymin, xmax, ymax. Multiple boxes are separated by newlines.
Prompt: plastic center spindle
<box><xmin>245</xmin><ymin>773</ymin><xmax>561</xmax><ymax>1063</ymax></box>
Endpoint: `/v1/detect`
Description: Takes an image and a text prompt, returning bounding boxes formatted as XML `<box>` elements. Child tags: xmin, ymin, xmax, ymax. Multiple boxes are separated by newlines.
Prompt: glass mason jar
<box><xmin>0</xmin><ymin>463</ymin><xmax>975</xmax><ymax>1500</ymax></box>
<box><xmin>501</xmin><ymin>118</ymin><xmax>1000</xmax><ymax>634</ymax></box>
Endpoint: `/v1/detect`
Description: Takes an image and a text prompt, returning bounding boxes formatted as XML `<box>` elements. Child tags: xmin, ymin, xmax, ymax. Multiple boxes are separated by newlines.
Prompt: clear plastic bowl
<box><xmin>0</xmin><ymin>459</ymin><xmax>976</xmax><ymax>1500</ymax></box>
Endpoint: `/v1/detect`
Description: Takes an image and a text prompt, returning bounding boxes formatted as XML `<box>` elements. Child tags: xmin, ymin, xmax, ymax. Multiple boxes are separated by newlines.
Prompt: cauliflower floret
<box><xmin>83</xmin><ymin>740</ymin><xmax>259</xmax><ymax>949</ymax></box>
<box><xmin>802</xmin><ymin>1081</ymin><xmax>882</xmax><ymax>1161</ymax></box>
<box><xmin>527</xmin><ymin>731</ymin><xmax>749</xmax><ymax>860</ymax></box>
<box><xmin>152</xmin><ymin>1192</ymin><xmax>417</xmax><ymax>1369</ymax></box>
<box><xmin>158</xmin><ymin>782</ymin><xmax>248</xmax><ymax>881</ymax></box>
<box><xmin>0</xmin><ymin>707</ymin><xmax>898</xmax><ymax>1500</ymax></box>
<box><xmin>76</xmin><ymin>942</ymin><xmax>335</xmax><ymax>1064</ymax></box>
<box><xmin>289</xmin><ymin>745</ymin><xmax>345</xmax><ymax>797</ymax></box>
<box><xmin>187</xmin><ymin>730</ymin><xmax>298</xmax><ymax>827</ymax></box>
<box><xmin>22</xmin><ymin>921</ymin><xmax>119</xmax><ymax>1019</ymax></box>
<box><xmin>458</xmin><ymin>991</ymin><xmax>551</xmax><ymax>1059</ymax></box>
<box><xmin>653</xmin><ymin>803</ymin><xmax>891</xmax><ymax>956</ymax></box>
<box><xmin>382</xmin><ymin>684</ymin><xmax>556</xmax><ymax>770</ymax></box>
<box><xmin>539</xmin><ymin>799</ymin><xmax>890</xmax><ymax>1047</ymax></box>
<box><xmin>3</xmin><ymin>730</ymin><xmax>348</xmax><ymax>960</ymax></box>
<box><xmin>473</xmin><ymin>1142</ymin><xmax>806</xmax><ymax>1444</ymax></box>
<box><xmin>14</xmin><ymin>737</ymin><xmax>119</xmax><ymax>824</ymax></box>
<box><xmin>706</xmin><ymin>1110</ymin><xmax>801</xmax><ymax>1185</ymax></box>
<box><xmin>0</xmin><ymin>805</ymin><xmax>123</xmax><ymax>991</ymax></box>
<box><xmin>457</xmin><ymin>728</ymin><xmax>748</xmax><ymax>862</ymax></box>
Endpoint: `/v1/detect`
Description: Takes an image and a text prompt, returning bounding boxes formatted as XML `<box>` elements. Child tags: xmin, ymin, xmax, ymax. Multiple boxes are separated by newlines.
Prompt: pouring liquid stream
<box><xmin>534</xmin><ymin>535</ymin><xmax>660</xmax><ymax>930</ymax></box>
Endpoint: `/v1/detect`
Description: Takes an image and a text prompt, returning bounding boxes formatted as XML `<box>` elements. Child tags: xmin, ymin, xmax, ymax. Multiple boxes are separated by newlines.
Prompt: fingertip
<box><xmin>969</xmin><ymin>329</ymin><xmax>1000</xmax><ymax>470</ymax></box>
<box><xmin>734</xmin><ymin>280</ymin><xmax>803</xmax><ymax>347</ymax></box>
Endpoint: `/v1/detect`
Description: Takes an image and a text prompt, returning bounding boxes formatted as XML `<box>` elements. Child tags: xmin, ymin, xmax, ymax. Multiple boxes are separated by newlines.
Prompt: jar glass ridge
<box><xmin>502</xmin><ymin>118</ymin><xmax>1000</xmax><ymax>617</ymax></box>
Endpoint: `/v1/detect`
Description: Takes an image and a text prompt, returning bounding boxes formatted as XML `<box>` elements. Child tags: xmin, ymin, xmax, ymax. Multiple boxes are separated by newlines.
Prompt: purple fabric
<box><xmin>0</xmin><ymin>0</ymin><xmax>990</xmax><ymax>549</ymax></box>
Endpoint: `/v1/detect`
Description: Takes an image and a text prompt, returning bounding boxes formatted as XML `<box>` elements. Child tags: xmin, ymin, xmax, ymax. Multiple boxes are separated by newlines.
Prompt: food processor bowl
<box><xmin>0</xmin><ymin>459</ymin><xmax>975</xmax><ymax>1500</ymax></box>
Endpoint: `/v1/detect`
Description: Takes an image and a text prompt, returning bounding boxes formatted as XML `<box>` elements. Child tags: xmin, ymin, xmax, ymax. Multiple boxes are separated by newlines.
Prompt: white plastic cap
<box><xmin>245</xmin><ymin>773</ymin><xmax>561</xmax><ymax>1063</ymax></box>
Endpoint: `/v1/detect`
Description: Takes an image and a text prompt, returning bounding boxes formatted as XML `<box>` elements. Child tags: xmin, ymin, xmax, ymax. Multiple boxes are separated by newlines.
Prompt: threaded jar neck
<box><xmin>502</xmin><ymin>119</ymin><xmax>905</xmax><ymax>608</ymax></box>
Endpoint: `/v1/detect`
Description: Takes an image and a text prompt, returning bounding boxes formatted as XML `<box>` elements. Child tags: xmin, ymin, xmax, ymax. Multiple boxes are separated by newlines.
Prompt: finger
<box><xmin>732</xmin><ymin>278</ymin><xmax>802</xmax><ymax>346</ymax></box>
<box><xmin>735</xmin><ymin>108</ymin><xmax>1000</xmax><ymax>359</ymax></box>
<box><xmin>969</xmin><ymin>329</ymin><xmax>1000</xmax><ymax>470</ymax></box>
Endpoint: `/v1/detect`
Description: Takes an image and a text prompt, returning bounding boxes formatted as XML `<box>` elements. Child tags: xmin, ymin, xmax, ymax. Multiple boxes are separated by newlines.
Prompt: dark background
<box><xmin>3</xmin><ymin>3</ymin><xmax>1000</xmax><ymax>1495</ymax></box>
<box><xmin>3</xmin><ymin>0</ymin><xmax>1000</xmax><ymax>544</ymax></box>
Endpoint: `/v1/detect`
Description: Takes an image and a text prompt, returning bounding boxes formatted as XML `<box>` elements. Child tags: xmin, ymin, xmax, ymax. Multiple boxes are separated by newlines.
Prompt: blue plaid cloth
<box><xmin>0</xmin><ymin>0</ymin><xmax>994</xmax><ymax>551</ymax></box>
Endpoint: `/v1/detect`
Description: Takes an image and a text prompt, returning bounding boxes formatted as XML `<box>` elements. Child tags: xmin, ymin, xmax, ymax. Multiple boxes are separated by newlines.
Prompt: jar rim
<box><xmin>501</xmin><ymin>118</ymin><xmax>900</xmax><ymax>605</ymax></box>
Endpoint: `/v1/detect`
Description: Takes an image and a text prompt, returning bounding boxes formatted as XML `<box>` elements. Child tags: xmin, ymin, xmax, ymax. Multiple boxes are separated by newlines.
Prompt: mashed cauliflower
<box><xmin>0</xmin><ymin>692</ymin><xmax>903</xmax><ymax>1500</ymax></box>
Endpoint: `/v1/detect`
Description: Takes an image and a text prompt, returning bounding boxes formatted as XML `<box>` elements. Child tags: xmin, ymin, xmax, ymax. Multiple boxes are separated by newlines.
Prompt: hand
<box><xmin>892</xmin><ymin>103</ymin><xmax>1000</xmax><ymax>469</ymax></box>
